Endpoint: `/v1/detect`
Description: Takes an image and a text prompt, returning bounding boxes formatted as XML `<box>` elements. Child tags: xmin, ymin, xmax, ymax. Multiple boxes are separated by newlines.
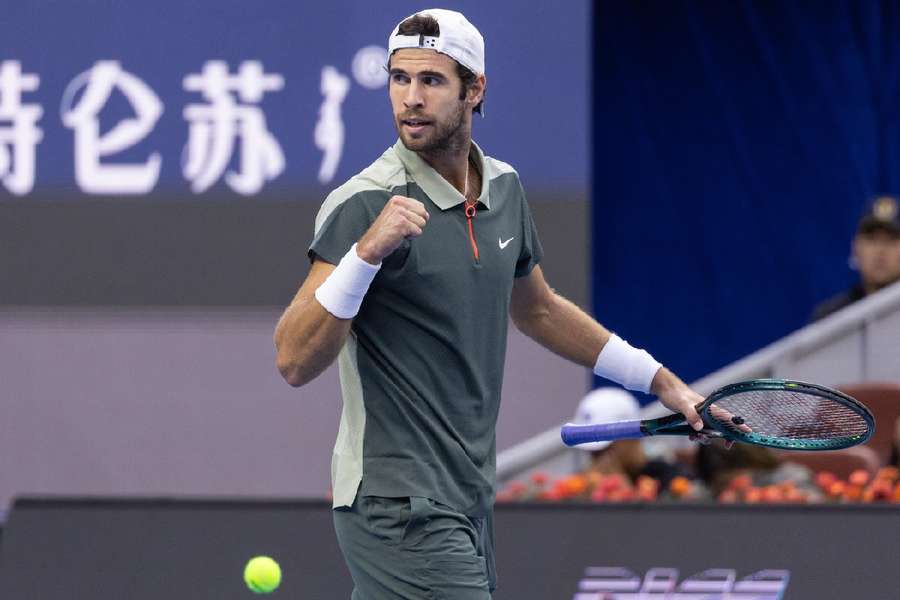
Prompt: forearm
<box><xmin>274</xmin><ymin>257</ymin><xmax>362</xmax><ymax>388</ymax></box>
<box><xmin>511</xmin><ymin>267</ymin><xmax>703</xmax><ymax>426</ymax></box>
<box><xmin>513</xmin><ymin>289</ymin><xmax>675</xmax><ymax>394</ymax></box>
<box><xmin>275</xmin><ymin>195</ymin><xmax>426</xmax><ymax>388</ymax></box>
<box><xmin>512</xmin><ymin>292</ymin><xmax>611</xmax><ymax>369</ymax></box>
<box><xmin>648</xmin><ymin>366</ymin><xmax>686</xmax><ymax>397</ymax></box>
<box><xmin>274</xmin><ymin>297</ymin><xmax>352</xmax><ymax>387</ymax></box>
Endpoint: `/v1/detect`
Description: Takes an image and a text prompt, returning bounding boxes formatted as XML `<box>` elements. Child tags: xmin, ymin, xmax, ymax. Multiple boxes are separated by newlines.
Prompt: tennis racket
<box><xmin>561</xmin><ymin>379</ymin><xmax>875</xmax><ymax>451</ymax></box>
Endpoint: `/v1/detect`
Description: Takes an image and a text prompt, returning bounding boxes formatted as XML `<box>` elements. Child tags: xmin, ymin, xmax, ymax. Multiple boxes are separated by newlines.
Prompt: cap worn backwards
<box><xmin>388</xmin><ymin>9</ymin><xmax>485</xmax><ymax>77</ymax></box>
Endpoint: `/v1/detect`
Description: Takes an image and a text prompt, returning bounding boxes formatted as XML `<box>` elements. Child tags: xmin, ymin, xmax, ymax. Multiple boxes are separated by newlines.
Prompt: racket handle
<box><xmin>560</xmin><ymin>420</ymin><xmax>644</xmax><ymax>446</ymax></box>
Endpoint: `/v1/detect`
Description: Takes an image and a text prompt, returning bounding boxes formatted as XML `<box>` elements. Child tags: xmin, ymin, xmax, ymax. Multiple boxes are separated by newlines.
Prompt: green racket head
<box><xmin>699</xmin><ymin>379</ymin><xmax>875</xmax><ymax>451</ymax></box>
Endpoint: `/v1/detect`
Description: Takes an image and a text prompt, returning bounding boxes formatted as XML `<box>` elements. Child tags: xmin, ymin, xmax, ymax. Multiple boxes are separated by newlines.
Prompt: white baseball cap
<box><xmin>571</xmin><ymin>388</ymin><xmax>641</xmax><ymax>452</ymax></box>
<box><xmin>388</xmin><ymin>9</ymin><xmax>485</xmax><ymax>77</ymax></box>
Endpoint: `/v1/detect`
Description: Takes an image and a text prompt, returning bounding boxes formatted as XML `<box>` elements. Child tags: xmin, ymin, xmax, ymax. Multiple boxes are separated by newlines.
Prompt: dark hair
<box><xmin>695</xmin><ymin>443</ymin><xmax>779</xmax><ymax>495</ymax></box>
<box><xmin>391</xmin><ymin>14</ymin><xmax>484</xmax><ymax>114</ymax></box>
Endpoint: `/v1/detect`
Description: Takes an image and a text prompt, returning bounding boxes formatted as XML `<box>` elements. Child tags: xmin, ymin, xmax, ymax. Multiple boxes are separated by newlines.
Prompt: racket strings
<box><xmin>709</xmin><ymin>389</ymin><xmax>869</xmax><ymax>441</ymax></box>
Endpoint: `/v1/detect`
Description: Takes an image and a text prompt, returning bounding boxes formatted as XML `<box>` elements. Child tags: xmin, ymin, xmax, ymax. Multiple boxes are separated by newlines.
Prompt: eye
<box><xmin>422</xmin><ymin>76</ymin><xmax>441</xmax><ymax>86</ymax></box>
<box><xmin>391</xmin><ymin>73</ymin><xmax>410</xmax><ymax>84</ymax></box>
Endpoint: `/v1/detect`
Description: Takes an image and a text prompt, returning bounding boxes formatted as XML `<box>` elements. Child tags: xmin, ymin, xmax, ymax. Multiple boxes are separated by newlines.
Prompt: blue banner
<box><xmin>1</xmin><ymin>1</ymin><xmax>588</xmax><ymax>197</ymax></box>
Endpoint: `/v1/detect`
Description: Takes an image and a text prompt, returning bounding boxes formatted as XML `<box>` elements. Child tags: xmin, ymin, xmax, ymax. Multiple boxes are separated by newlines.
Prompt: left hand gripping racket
<box><xmin>561</xmin><ymin>379</ymin><xmax>875</xmax><ymax>451</ymax></box>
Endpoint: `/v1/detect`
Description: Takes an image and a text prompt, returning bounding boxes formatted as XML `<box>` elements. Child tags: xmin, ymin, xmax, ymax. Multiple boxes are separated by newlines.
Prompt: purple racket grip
<box><xmin>560</xmin><ymin>420</ymin><xmax>644</xmax><ymax>446</ymax></box>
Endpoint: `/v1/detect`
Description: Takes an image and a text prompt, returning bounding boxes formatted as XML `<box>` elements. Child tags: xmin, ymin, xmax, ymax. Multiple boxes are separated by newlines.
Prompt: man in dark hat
<box><xmin>812</xmin><ymin>196</ymin><xmax>900</xmax><ymax>321</ymax></box>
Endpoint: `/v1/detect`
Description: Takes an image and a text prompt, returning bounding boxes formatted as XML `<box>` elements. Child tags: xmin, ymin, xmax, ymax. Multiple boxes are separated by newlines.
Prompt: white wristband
<box><xmin>314</xmin><ymin>244</ymin><xmax>381</xmax><ymax>319</ymax></box>
<box><xmin>592</xmin><ymin>334</ymin><xmax>662</xmax><ymax>394</ymax></box>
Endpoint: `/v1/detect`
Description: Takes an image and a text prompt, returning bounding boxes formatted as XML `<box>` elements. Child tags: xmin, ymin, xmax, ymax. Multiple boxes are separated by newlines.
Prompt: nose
<box><xmin>403</xmin><ymin>80</ymin><xmax>424</xmax><ymax>110</ymax></box>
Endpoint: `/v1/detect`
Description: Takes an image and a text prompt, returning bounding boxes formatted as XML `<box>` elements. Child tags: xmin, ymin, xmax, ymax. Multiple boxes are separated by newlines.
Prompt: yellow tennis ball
<box><xmin>243</xmin><ymin>556</ymin><xmax>282</xmax><ymax>594</ymax></box>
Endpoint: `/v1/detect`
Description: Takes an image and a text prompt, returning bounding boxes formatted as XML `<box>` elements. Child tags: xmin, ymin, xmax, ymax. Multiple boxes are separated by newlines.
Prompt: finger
<box><xmin>387</xmin><ymin>196</ymin><xmax>417</xmax><ymax>217</ymax></box>
<box><xmin>683</xmin><ymin>405</ymin><xmax>704</xmax><ymax>431</ymax></box>
<box><xmin>404</xmin><ymin>223</ymin><xmax>423</xmax><ymax>238</ymax></box>
<box><xmin>401</xmin><ymin>208</ymin><xmax>427</xmax><ymax>229</ymax></box>
<box><xmin>407</xmin><ymin>201</ymin><xmax>429</xmax><ymax>220</ymax></box>
<box><xmin>386</xmin><ymin>196</ymin><xmax>406</xmax><ymax>211</ymax></box>
<box><xmin>707</xmin><ymin>404</ymin><xmax>753</xmax><ymax>434</ymax></box>
<box><xmin>392</xmin><ymin>195</ymin><xmax>425</xmax><ymax>212</ymax></box>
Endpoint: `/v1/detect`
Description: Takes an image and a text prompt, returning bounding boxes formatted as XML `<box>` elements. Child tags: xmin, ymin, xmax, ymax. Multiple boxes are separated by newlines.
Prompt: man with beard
<box><xmin>274</xmin><ymin>9</ymin><xmax>705</xmax><ymax>598</ymax></box>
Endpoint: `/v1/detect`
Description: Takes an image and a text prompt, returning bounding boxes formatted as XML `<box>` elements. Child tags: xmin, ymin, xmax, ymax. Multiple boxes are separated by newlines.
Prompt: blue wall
<box><xmin>592</xmin><ymin>1</ymin><xmax>900</xmax><ymax>387</ymax></box>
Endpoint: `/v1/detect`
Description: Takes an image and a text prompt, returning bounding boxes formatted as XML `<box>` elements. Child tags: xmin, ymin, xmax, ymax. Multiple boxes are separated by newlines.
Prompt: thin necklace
<box><xmin>464</xmin><ymin>161</ymin><xmax>470</xmax><ymax>200</ymax></box>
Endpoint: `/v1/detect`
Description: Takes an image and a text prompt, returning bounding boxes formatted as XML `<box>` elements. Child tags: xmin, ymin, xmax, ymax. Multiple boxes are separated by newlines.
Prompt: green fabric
<box><xmin>310</xmin><ymin>139</ymin><xmax>543</xmax><ymax>515</ymax></box>
<box><xmin>333</xmin><ymin>495</ymin><xmax>495</xmax><ymax>599</ymax></box>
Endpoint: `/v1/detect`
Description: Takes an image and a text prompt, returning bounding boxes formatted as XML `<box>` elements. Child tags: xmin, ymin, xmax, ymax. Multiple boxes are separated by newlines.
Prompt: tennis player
<box><xmin>274</xmin><ymin>8</ymin><xmax>705</xmax><ymax>598</ymax></box>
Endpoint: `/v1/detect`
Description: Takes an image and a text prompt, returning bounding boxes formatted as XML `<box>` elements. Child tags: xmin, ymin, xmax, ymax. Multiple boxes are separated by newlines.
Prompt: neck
<box><xmin>589</xmin><ymin>453</ymin><xmax>625</xmax><ymax>475</ymax></box>
<box><xmin>589</xmin><ymin>447</ymin><xmax>643</xmax><ymax>480</ymax></box>
<box><xmin>417</xmin><ymin>128</ymin><xmax>472</xmax><ymax>196</ymax></box>
<box><xmin>862</xmin><ymin>280</ymin><xmax>883</xmax><ymax>295</ymax></box>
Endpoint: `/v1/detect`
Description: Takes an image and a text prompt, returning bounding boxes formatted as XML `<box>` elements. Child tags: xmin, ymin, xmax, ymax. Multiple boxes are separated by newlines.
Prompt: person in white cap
<box><xmin>572</xmin><ymin>389</ymin><xmax>699</xmax><ymax>499</ymax></box>
<box><xmin>274</xmin><ymin>8</ymin><xmax>705</xmax><ymax>598</ymax></box>
<box><xmin>573</xmin><ymin>388</ymin><xmax>644</xmax><ymax>459</ymax></box>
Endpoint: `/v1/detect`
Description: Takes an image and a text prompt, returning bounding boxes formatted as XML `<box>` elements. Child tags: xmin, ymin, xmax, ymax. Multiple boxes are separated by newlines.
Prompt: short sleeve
<box><xmin>515</xmin><ymin>187</ymin><xmax>544</xmax><ymax>277</ymax></box>
<box><xmin>308</xmin><ymin>193</ymin><xmax>381</xmax><ymax>265</ymax></box>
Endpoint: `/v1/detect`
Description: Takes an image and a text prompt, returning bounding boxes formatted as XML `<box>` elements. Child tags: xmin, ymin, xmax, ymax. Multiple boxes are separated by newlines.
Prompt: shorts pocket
<box><xmin>426</xmin><ymin>552</ymin><xmax>490</xmax><ymax>599</ymax></box>
<box><xmin>362</xmin><ymin>496</ymin><xmax>412</xmax><ymax>546</ymax></box>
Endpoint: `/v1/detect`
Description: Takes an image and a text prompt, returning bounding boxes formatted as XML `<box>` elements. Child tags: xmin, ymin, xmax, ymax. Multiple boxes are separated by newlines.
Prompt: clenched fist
<box><xmin>356</xmin><ymin>195</ymin><xmax>429</xmax><ymax>265</ymax></box>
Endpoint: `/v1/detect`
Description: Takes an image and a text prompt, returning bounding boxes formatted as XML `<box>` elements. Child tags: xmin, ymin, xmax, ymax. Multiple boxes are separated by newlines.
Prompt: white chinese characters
<box><xmin>314</xmin><ymin>46</ymin><xmax>389</xmax><ymax>185</ymax></box>
<box><xmin>314</xmin><ymin>66</ymin><xmax>350</xmax><ymax>185</ymax></box>
<box><xmin>0</xmin><ymin>61</ymin><xmax>43</xmax><ymax>196</ymax></box>
<box><xmin>61</xmin><ymin>61</ymin><xmax>163</xmax><ymax>194</ymax></box>
<box><xmin>183</xmin><ymin>61</ymin><xmax>285</xmax><ymax>195</ymax></box>
<box><xmin>1</xmin><ymin>51</ymin><xmax>381</xmax><ymax>195</ymax></box>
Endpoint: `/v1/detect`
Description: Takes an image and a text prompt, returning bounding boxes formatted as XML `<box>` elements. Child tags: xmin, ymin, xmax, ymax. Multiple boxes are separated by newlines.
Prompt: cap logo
<box><xmin>412</xmin><ymin>34</ymin><xmax>438</xmax><ymax>48</ymax></box>
<box><xmin>873</xmin><ymin>196</ymin><xmax>899</xmax><ymax>222</ymax></box>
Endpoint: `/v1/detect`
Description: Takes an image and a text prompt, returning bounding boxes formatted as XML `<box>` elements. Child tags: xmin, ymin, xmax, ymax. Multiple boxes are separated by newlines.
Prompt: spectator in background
<box><xmin>573</xmin><ymin>388</ymin><xmax>645</xmax><ymax>480</ymax></box>
<box><xmin>695</xmin><ymin>442</ymin><xmax>780</xmax><ymax>497</ymax></box>
<box><xmin>572</xmin><ymin>388</ymin><xmax>693</xmax><ymax>491</ymax></box>
<box><xmin>695</xmin><ymin>440</ymin><xmax>821</xmax><ymax>501</ymax></box>
<box><xmin>813</xmin><ymin>196</ymin><xmax>900</xmax><ymax>321</ymax></box>
<box><xmin>891</xmin><ymin>417</ymin><xmax>900</xmax><ymax>469</ymax></box>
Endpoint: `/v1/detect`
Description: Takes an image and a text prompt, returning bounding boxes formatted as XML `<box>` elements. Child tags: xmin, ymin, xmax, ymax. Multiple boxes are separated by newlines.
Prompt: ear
<box><xmin>468</xmin><ymin>73</ymin><xmax>486</xmax><ymax>107</ymax></box>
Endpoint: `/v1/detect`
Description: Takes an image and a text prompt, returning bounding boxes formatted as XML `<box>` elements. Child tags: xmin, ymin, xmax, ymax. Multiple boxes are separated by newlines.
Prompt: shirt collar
<box><xmin>393</xmin><ymin>138</ymin><xmax>491</xmax><ymax>211</ymax></box>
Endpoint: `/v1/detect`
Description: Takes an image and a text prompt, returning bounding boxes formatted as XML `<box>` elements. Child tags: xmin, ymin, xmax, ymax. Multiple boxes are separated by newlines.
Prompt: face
<box><xmin>614</xmin><ymin>439</ymin><xmax>647</xmax><ymax>476</ymax></box>
<box><xmin>388</xmin><ymin>49</ymin><xmax>480</xmax><ymax>154</ymax></box>
<box><xmin>853</xmin><ymin>229</ymin><xmax>900</xmax><ymax>290</ymax></box>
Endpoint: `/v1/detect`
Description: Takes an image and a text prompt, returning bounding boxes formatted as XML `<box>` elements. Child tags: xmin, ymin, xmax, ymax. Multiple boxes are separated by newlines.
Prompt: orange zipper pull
<box><xmin>465</xmin><ymin>202</ymin><xmax>479</xmax><ymax>262</ymax></box>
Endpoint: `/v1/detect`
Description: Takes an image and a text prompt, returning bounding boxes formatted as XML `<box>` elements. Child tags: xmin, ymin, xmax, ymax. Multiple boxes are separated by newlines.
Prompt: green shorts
<box><xmin>333</xmin><ymin>495</ymin><xmax>496</xmax><ymax>599</ymax></box>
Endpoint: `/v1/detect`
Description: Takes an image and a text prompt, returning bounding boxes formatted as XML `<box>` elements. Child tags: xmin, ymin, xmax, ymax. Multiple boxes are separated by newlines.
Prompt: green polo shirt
<box><xmin>309</xmin><ymin>139</ymin><xmax>542</xmax><ymax>516</ymax></box>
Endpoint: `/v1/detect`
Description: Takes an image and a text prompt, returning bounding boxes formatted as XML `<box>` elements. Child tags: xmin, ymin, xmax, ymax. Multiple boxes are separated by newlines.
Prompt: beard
<box><xmin>396</xmin><ymin>100</ymin><xmax>468</xmax><ymax>156</ymax></box>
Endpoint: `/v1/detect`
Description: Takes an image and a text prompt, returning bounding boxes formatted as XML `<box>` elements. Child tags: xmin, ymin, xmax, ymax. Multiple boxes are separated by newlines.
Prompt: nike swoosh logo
<box><xmin>499</xmin><ymin>236</ymin><xmax>514</xmax><ymax>249</ymax></box>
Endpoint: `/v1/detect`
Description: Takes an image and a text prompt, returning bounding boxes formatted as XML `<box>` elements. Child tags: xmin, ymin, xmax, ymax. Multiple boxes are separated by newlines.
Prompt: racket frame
<box><xmin>562</xmin><ymin>379</ymin><xmax>876</xmax><ymax>451</ymax></box>
<box><xmin>694</xmin><ymin>379</ymin><xmax>875</xmax><ymax>450</ymax></box>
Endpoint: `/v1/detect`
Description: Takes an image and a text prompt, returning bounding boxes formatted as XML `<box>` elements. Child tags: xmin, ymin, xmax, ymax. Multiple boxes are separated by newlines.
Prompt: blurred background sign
<box><xmin>0</xmin><ymin>1</ymin><xmax>587</xmax><ymax>196</ymax></box>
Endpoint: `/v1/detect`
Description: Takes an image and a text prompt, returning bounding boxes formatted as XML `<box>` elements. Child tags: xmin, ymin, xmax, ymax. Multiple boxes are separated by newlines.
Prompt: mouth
<box><xmin>400</xmin><ymin>118</ymin><xmax>432</xmax><ymax>133</ymax></box>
